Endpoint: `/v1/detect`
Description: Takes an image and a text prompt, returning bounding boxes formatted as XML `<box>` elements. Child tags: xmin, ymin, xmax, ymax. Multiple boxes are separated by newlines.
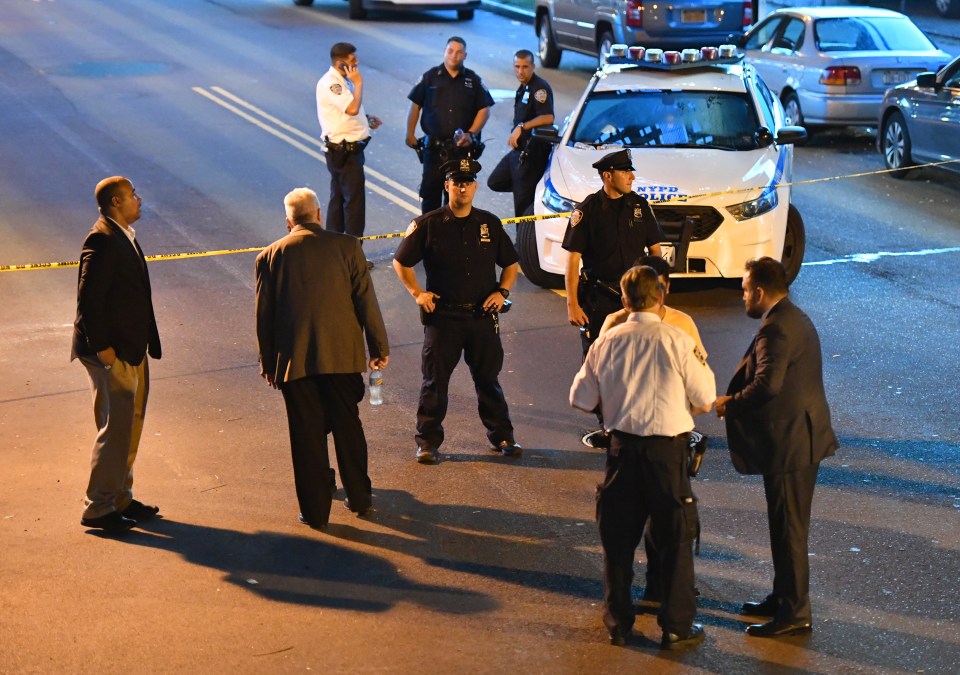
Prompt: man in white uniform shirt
<box><xmin>316</xmin><ymin>42</ymin><xmax>381</xmax><ymax>242</ymax></box>
<box><xmin>570</xmin><ymin>265</ymin><xmax>715</xmax><ymax>650</ymax></box>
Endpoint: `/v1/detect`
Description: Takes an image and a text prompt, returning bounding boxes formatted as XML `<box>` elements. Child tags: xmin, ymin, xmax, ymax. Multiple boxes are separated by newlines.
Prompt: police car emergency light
<box><xmin>519</xmin><ymin>45</ymin><xmax>808</xmax><ymax>289</ymax></box>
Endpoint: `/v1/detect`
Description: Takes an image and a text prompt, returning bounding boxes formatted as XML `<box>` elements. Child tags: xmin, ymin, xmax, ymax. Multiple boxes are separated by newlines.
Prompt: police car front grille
<box><xmin>651</xmin><ymin>206</ymin><xmax>724</xmax><ymax>242</ymax></box>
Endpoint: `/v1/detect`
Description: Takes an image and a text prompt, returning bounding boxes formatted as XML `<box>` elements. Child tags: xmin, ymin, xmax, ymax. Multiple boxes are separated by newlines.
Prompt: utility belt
<box><xmin>326</xmin><ymin>137</ymin><xmax>370</xmax><ymax>153</ymax></box>
<box><xmin>420</xmin><ymin>135</ymin><xmax>485</xmax><ymax>161</ymax></box>
<box><xmin>578</xmin><ymin>270</ymin><xmax>622</xmax><ymax>304</ymax></box>
<box><xmin>420</xmin><ymin>298</ymin><xmax>512</xmax><ymax>333</ymax></box>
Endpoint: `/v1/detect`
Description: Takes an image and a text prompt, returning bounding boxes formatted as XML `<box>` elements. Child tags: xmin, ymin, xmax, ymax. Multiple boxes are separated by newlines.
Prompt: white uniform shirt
<box><xmin>570</xmin><ymin>311</ymin><xmax>716</xmax><ymax>437</ymax></box>
<box><xmin>316</xmin><ymin>66</ymin><xmax>370</xmax><ymax>143</ymax></box>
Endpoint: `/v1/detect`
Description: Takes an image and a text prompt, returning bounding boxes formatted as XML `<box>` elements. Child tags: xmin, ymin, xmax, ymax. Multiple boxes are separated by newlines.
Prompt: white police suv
<box><xmin>519</xmin><ymin>47</ymin><xmax>807</xmax><ymax>288</ymax></box>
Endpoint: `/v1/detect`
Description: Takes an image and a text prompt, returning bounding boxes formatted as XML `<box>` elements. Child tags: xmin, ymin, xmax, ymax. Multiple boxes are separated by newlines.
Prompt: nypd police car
<box><xmin>519</xmin><ymin>46</ymin><xmax>807</xmax><ymax>288</ymax></box>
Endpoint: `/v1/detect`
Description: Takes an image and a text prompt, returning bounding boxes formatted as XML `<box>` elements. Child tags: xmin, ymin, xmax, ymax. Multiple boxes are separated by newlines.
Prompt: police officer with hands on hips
<box><xmin>563</xmin><ymin>148</ymin><xmax>665</xmax><ymax>447</ymax></box>
<box><xmin>405</xmin><ymin>36</ymin><xmax>494</xmax><ymax>214</ymax></box>
<box><xmin>316</xmin><ymin>42</ymin><xmax>381</xmax><ymax>242</ymax></box>
<box><xmin>569</xmin><ymin>265</ymin><xmax>715</xmax><ymax>650</ymax></box>
<box><xmin>393</xmin><ymin>158</ymin><xmax>521</xmax><ymax>465</ymax></box>
<box><xmin>486</xmin><ymin>49</ymin><xmax>555</xmax><ymax>217</ymax></box>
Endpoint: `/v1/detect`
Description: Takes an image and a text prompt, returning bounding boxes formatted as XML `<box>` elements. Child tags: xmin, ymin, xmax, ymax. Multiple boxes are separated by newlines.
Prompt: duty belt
<box><xmin>326</xmin><ymin>137</ymin><xmax>370</xmax><ymax>153</ymax></box>
<box><xmin>580</xmin><ymin>271</ymin><xmax>621</xmax><ymax>300</ymax></box>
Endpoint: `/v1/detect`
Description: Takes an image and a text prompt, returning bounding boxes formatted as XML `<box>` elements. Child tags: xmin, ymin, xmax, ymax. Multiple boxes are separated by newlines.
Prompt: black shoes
<box><xmin>661</xmin><ymin>623</ymin><xmax>705</xmax><ymax>650</ymax></box>
<box><xmin>297</xmin><ymin>513</ymin><xmax>328</xmax><ymax>531</ymax></box>
<box><xmin>121</xmin><ymin>500</ymin><xmax>160</xmax><ymax>522</ymax></box>
<box><xmin>416</xmin><ymin>446</ymin><xmax>439</xmax><ymax>464</ymax></box>
<box><xmin>746</xmin><ymin>620</ymin><xmax>812</xmax><ymax>637</ymax></box>
<box><xmin>81</xmin><ymin>511</ymin><xmax>136</xmax><ymax>533</ymax></box>
<box><xmin>608</xmin><ymin>626</ymin><xmax>633</xmax><ymax>647</ymax></box>
<box><xmin>344</xmin><ymin>499</ymin><xmax>374</xmax><ymax>518</ymax></box>
<box><xmin>741</xmin><ymin>595</ymin><xmax>780</xmax><ymax>617</ymax></box>
<box><xmin>493</xmin><ymin>440</ymin><xmax>522</xmax><ymax>457</ymax></box>
<box><xmin>581</xmin><ymin>429</ymin><xmax>611</xmax><ymax>449</ymax></box>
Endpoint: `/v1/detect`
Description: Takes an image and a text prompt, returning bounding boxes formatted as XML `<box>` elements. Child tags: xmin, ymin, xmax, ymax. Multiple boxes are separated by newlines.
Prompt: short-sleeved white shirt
<box><xmin>316</xmin><ymin>66</ymin><xmax>370</xmax><ymax>143</ymax></box>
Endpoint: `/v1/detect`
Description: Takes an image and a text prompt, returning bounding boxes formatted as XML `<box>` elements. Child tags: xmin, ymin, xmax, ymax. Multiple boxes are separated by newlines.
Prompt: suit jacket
<box><xmin>724</xmin><ymin>297</ymin><xmax>837</xmax><ymax>475</ymax></box>
<box><xmin>71</xmin><ymin>216</ymin><xmax>161</xmax><ymax>365</ymax></box>
<box><xmin>255</xmin><ymin>223</ymin><xmax>389</xmax><ymax>383</ymax></box>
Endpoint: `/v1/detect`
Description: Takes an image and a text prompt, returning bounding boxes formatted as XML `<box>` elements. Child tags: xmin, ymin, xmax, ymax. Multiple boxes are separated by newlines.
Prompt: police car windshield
<box><xmin>570</xmin><ymin>90</ymin><xmax>760</xmax><ymax>151</ymax></box>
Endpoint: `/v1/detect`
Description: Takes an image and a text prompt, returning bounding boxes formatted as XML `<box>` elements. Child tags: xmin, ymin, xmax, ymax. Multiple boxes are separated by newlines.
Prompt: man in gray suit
<box><xmin>256</xmin><ymin>187</ymin><xmax>389</xmax><ymax>529</ymax></box>
<box><xmin>715</xmin><ymin>257</ymin><xmax>838</xmax><ymax>638</ymax></box>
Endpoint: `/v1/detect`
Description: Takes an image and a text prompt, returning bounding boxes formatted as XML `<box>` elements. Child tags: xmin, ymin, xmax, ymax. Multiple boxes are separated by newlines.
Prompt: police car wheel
<box><xmin>348</xmin><ymin>0</ymin><xmax>367</xmax><ymax>19</ymax></box>
<box><xmin>516</xmin><ymin>217</ymin><xmax>564</xmax><ymax>289</ymax></box>
<box><xmin>881</xmin><ymin>111</ymin><xmax>914</xmax><ymax>179</ymax></box>
<box><xmin>538</xmin><ymin>16</ymin><xmax>561</xmax><ymax>68</ymax></box>
<box><xmin>936</xmin><ymin>0</ymin><xmax>960</xmax><ymax>17</ymax></box>
<box><xmin>457</xmin><ymin>8</ymin><xmax>474</xmax><ymax>19</ymax></box>
<box><xmin>782</xmin><ymin>204</ymin><xmax>806</xmax><ymax>286</ymax></box>
<box><xmin>597</xmin><ymin>30</ymin><xmax>614</xmax><ymax>67</ymax></box>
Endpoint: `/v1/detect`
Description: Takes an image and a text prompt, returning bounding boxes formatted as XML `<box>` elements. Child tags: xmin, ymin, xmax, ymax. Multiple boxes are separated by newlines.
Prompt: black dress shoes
<box><xmin>81</xmin><ymin>511</ymin><xmax>136</xmax><ymax>533</ymax></box>
<box><xmin>416</xmin><ymin>446</ymin><xmax>439</xmax><ymax>464</ymax></box>
<box><xmin>746</xmin><ymin>620</ymin><xmax>812</xmax><ymax>637</ymax></box>
<box><xmin>493</xmin><ymin>440</ymin><xmax>522</xmax><ymax>457</ymax></box>
<box><xmin>121</xmin><ymin>500</ymin><xmax>160</xmax><ymax>522</ymax></box>
<box><xmin>608</xmin><ymin>626</ymin><xmax>633</xmax><ymax>647</ymax></box>
<box><xmin>297</xmin><ymin>513</ymin><xmax>328</xmax><ymax>531</ymax></box>
<box><xmin>343</xmin><ymin>499</ymin><xmax>374</xmax><ymax>518</ymax></box>
<box><xmin>741</xmin><ymin>595</ymin><xmax>780</xmax><ymax>617</ymax></box>
<box><xmin>661</xmin><ymin>623</ymin><xmax>705</xmax><ymax>650</ymax></box>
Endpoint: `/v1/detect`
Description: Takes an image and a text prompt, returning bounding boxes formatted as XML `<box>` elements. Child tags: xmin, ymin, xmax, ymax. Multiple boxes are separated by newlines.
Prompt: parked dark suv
<box><xmin>535</xmin><ymin>0</ymin><xmax>751</xmax><ymax>68</ymax></box>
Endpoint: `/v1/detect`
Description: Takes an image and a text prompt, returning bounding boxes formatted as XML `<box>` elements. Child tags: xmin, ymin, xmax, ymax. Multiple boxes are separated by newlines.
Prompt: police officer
<box><xmin>405</xmin><ymin>37</ymin><xmax>495</xmax><ymax>214</ymax></box>
<box><xmin>486</xmin><ymin>49</ymin><xmax>555</xmax><ymax>217</ymax></box>
<box><xmin>316</xmin><ymin>42</ymin><xmax>381</xmax><ymax>241</ymax></box>
<box><xmin>570</xmin><ymin>265</ymin><xmax>715</xmax><ymax>649</ymax></box>
<box><xmin>392</xmin><ymin>158</ymin><xmax>521</xmax><ymax>464</ymax></box>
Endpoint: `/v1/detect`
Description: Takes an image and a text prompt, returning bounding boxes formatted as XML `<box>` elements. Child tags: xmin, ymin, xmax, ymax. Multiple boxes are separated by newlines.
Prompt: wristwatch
<box><xmin>516</xmin><ymin>123</ymin><xmax>525</xmax><ymax>131</ymax></box>
<box><xmin>497</xmin><ymin>287</ymin><xmax>510</xmax><ymax>299</ymax></box>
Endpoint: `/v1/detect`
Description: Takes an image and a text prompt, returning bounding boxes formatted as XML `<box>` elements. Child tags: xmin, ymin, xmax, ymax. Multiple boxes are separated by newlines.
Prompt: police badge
<box><xmin>479</xmin><ymin>223</ymin><xmax>491</xmax><ymax>243</ymax></box>
<box><xmin>534</xmin><ymin>88</ymin><xmax>548</xmax><ymax>103</ymax></box>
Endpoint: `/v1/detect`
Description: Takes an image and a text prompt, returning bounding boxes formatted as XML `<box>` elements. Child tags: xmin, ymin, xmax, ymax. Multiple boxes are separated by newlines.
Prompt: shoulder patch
<box><xmin>693</xmin><ymin>345</ymin><xmax>707</xmax><ymax>366</ymax></box>
<box><xmin>570</xmin><ymin>209</ymin><xmax>583</xmax><ymax>227</ymax></box>
<box><xmin>404</xmin><ymin>221</ymin><xmax>418</xmax><ymax>236</ymax></box>
<box><xmin>534</xmin><ymin>88</ymin><xmax>548</xmax><ymax>103</ymax></box>
<box><xmin>330</xmin><ymin>83</ymin><xmax>342</xmax><ymax>95</ymax></box>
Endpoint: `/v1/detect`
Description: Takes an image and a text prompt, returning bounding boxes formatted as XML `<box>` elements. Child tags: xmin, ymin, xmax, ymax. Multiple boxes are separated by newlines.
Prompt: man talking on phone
<box><xmin>316</xmin><ymin>42</ymin><xmax>381</xmax><ymax>251</ymax></box>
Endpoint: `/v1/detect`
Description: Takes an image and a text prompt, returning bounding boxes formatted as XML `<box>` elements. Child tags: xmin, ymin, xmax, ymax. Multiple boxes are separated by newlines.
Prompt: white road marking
<box><xmin>804</xmin><ymin>247</ymin><xmax>960</xmax><ymax>266</ymax></box>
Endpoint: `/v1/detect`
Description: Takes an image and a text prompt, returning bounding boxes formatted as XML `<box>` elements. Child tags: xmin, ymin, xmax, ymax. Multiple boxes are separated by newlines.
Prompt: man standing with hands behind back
<box><xmin>316</xmin><ymin>42</ymin><xmax>381</xmax><ymax>242</ymax></box>
<box><xmin>715</xmin><ymin>257</ymin><xmax>838</xmax><ymax>638</ymax></box>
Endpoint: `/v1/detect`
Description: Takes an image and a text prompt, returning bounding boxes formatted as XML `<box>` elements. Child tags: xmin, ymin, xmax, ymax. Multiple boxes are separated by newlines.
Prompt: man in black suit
<box><xmin>72</xmin><ymin>176</ymin><xmax>162</xmax><ymax>533</ymax></box>
<box><xmin>715</xmin><ymin>257</ymin><xmax>838</xmax><ymax>637</ymax></box>
<box><xmin>256</xmin><ymin>187</ymin><xmax>389</xmax><ymax>529</ymax></box>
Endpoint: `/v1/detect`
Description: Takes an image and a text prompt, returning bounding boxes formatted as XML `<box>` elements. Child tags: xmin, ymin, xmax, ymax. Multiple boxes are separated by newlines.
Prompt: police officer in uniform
<box><xmin>392</xmin><ymin>158</ymin><xmax>521</xmax><ymax>464</ymax></box>
<box><xmin>486</xmin><ymin>49</ymin><xmax>555</xmax><ymax>217</ymax></box>
<box><xmin>316</xmin><ymin>42</ymin><xmax>382</xmax><ymax>240</ymax></box>
<box><xmin>405</xmin><ymin>37</ymin><xmax>495</xmax><ymax>214</ymax></box>
<box><xmin>570</xmin><ymin>265</ymin><xmax>715</xmax><ymax>649</ymax></box>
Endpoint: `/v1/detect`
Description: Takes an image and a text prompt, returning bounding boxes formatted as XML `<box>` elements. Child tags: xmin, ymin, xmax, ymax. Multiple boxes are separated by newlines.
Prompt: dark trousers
<box><xmin>486</xmin><ymin>144</ymin><xmax>549</xmax><ymax>217</ymax></box>
<box><xmin>325</xmin><ymin>147</ymin><xmax>366</xmax><ymax>238</ymax></box>
<box><xmin>580</xmin><ymin>286</ymin><xmax>624</xmax><ymax>357</ymax></box>
<box><xmin>597</xmin><ymin>432</ymin><xmax>698</xmax><ymax>636</ymax></box>
<box><xmin>763</xmin><ymin>462</ymin><xmax>820</xmax><ymax>623</ymax></box>
<box><xmin>280</xmin><ymin>374</ymin><xmax>371</xmax><ymax>526</ymax></box>
<box><xmin>415</xmin><ymin>315</ymin><xmax>514</xmax><ymax>450</ymax></box>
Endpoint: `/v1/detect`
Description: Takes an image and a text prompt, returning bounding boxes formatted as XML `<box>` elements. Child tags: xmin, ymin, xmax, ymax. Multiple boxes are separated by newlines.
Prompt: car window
<box><xmin>570</xmin><ymin>90</ymin><xmax>761</xmax><ymax>150</ymax></box>
<box><xmin>943</xmin><ymin>62</ymin><xmax>960</xmax><ymax>89</ymax></box>
<box><xmin>771</xmin><ymin>18</ymin><xmax>805</xmax><ymax>52</ymax></box>
<box><xmin>814</xmin><ymin>16</ymin><xmax>937</xmax><ymax>52</ymax></box>
<box><xmin>745</xmin><ymin>17</ymin><xmax>785</xmax><ymax>50</ymax></box>
<box><xmin>752</xmin><ymin>75</ymin><xmax>779</xmax><ymax>130</ymax></box>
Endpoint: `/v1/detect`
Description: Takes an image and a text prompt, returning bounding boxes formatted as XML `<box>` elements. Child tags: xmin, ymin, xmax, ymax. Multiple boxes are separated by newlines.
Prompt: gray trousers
<box><xmin>80</xmin><ymin>356</ymin><xmax>150</xmax><ymax>519</ymax></box>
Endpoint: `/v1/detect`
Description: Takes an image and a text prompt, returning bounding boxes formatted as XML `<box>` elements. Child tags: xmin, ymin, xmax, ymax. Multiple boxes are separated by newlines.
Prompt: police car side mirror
<box><xmin>531</xmin><ymin>126</ymin><xmax>561</xmax><ymax>144</ymax></box>
<box><xmin>775</xmin><ymin>126</ymin><xmax>808</xmax><ymax>145</ymax></box>
<box><xmin>754</xmin><ymin>126</ymin><xmax>774</xmax><ymax>148</ymax></box>
<box><xmin>728</xmin><ymin>32</ymin><xmax>747</xmax><ymax>47</ymax></box>
<box><xmin>916</xmin><ymin>72</ymin><xmax>938</xmax><ymax>89</ymax></box>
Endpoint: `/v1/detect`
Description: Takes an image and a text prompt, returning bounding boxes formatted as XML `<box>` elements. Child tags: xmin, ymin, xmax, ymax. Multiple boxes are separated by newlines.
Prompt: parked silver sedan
<box><xmin>737</xmin><ymin>6</ymin><xmax>951</xmax><ymax>129</ymax></box>
<box><xmin>878</xmin><ymin>54</ymin><xmax>960</xmax><ymax>178</ymax></box>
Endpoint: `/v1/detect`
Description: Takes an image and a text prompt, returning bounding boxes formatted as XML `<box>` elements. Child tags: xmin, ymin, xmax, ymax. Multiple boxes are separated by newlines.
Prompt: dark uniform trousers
<box><xmin>486</xmin><ymin>142</ymin><xmax>551</xmax><ymax>217</ymax></box>
<box><xmin>416</xmin><ymin>314</ymin><xmax>513</xmax><ymax>450</ymax></box>
<box><xmin>597</xmin><ymin>432</ymin><xmax>698</xmax><ymax>636</ymax></box>
<box><xmin>579</xmin><ymin>282</ymin><xmax>624</xmax><ymax>356</ymax></box>
<box><xmin>280</xmin><ymin>373</ymin><xmax>371</xmax><ymax>526</ymax></box>
<box><xmin>325</xmin><ymin>145</ymin><xmax>366</xmax><ymax>239</ymax></box>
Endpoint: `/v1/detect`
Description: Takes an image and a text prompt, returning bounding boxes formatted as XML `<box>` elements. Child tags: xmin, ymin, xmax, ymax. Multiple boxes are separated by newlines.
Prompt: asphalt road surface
<box><xmin>1</xmin><ymin>0</ymin><xmax>958</xmax><ymax>672</ymax></box>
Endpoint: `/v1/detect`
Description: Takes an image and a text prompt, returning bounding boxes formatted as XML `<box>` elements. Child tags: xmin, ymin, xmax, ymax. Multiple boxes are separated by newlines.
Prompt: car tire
<box><xmin>293</xmin><ymin>0</ymin><xmax>314</xmax><ymax>5</ymax></box>
<box><xmin>782</xmin><ymin>91</ymin><xmax>805</xmax><ymax>128</ymax></box>
<box><xmin>881</xmin><ymin>111</ymin><xmax>915</xmax><ymax>179</ymax></box>
<box><xmin>598</xmin><ymin>30</ymin><xmax>614</xmax><ymax>67</ymax></box>
<box><xmin>936</xmin><ymin>0</ymin><xmax>960</xmax><ymax>17</ymax></box>
<box><xmin>516</xmin><ymin>210</ymin><xmax>564</xmax><ymax>289</ymax></box>
<box><xmin>782</xmin><ymin>204</ymin><xmax>806</xmax><ymax>286</ymax></box>
<box><xmin>348</xmin><ymin>0</ymin><xmax>367</xmax><ymax>19</ymax></box>
<box><xmin>457</xmin><ymin>8</ymin><xmax>474</xmax><ymax>20</ymax></box>
<box><xmin>538</xmin><ymin>16</ymin><xmax>562</xmax><ymax>68</ymax></box>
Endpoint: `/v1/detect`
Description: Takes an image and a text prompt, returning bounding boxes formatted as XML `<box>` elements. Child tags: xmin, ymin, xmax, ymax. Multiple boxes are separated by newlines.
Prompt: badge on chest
<box><xmin>479</xmin><ymin>222</ymin><xmax>491</xmax><ymax>243</ymax></box>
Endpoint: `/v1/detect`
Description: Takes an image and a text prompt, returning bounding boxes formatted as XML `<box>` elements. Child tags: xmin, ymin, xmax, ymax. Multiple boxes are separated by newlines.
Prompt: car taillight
<box><xmin>626</xmin><ymin>0</ymin><xmax>643</xmax><ymax>28</ymax></box>
<box><xmin>743</xmin><ymin>0</ymin><xmax>752</xmax><ymax>27</ymax></box>
<box><xmin>820</xmin><ymin>66</ymin><xmax>861</xmax><ymax>86</ymax></box>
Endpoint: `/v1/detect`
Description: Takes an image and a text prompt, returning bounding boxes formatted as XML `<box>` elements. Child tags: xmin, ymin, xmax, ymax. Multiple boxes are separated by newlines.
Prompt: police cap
<box><xmin>592</xmin><ymin>149</ymin><xmax>634</xmax><ymax>173</ymax></box>
<box><xmin>442</xmin><ymin>158</ymin><xmax>482</xmax><ymax>183</ymax></box>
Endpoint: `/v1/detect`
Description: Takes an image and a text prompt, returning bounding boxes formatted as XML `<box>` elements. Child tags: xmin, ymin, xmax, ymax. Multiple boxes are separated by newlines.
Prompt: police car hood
<box><xmin>549</xmin><ymin>145</ymin><xmax>786</xmax><ymax>206</ymax></box>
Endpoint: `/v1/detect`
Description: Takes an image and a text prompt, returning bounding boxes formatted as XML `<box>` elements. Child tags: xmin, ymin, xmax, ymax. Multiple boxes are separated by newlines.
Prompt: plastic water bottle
<box><xmin>368</xmin><ymin>369</ymin><xmax>383</xmax><ymax>406</ymax></box>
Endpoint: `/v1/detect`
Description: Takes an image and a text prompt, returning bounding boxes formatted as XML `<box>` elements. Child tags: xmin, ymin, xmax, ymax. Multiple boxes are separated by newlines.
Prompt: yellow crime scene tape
<box><xmin>3</xmin><ymin>158</ymin><xmax>958</xmax><ymax>274</ymax></box>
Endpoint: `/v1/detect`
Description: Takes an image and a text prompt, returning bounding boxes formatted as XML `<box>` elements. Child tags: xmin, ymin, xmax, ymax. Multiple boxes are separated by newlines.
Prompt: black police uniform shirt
<box><xmin>561</xmin><ymin>189</ymin><xmax>665</xmax><ymax>281</ymax></box>
<box><xmin>408</xmin><ymin>66</ymin><xmax>495</xmax><ymax>140</ymax></box>
<box><xmin>513</xmin><ymin>73</ymin><xmax>554</xmax><ymax>140</ymax></box>
<box><xmin>394</xmin><ymin>205</ymin><xmax>519</xmax><ymax>306</ymax></box>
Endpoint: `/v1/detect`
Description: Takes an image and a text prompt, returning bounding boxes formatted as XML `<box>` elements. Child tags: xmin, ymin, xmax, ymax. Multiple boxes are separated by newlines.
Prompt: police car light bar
<box><xmin>604</xmin><ymin>44</ymin><xmax>743</xmax><ymax>70</ymax></box>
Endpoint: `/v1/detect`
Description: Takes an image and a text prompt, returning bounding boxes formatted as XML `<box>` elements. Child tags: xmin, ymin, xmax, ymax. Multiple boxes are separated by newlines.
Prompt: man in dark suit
<box><xmin>715</xmin><ymin>257</ymin><xmax>838</xmax><ymax>637</ymax></box>
<box><xmin>72</xmin><ymin>176</ymin><xmax>162</xmax><ymax>533</ymax></box>
<box><xmin>256</xmin><ymin>187</ymin><xmax>389</xmax><ymax>529</ymax></box>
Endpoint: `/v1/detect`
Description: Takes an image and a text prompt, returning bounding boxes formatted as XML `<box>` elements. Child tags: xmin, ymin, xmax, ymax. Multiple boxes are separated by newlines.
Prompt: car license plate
<box><xmin>681</xmin><ymin>9</ymin><xmax>707</xmax><ymax>23</ymax></box>
<box><xmin>882</xmin><ymin>70</ymin><xmax>915</xmax><ymax>86</ymax></box>
<box><xmin>660</xmin><ymin>244</ymin><xmax>676</xmax><ymax>267</ymax></box>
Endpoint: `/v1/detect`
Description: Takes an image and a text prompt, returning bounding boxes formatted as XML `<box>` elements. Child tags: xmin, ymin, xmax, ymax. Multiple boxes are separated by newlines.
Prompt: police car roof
<box><xmin>593</xmin><ymin>62</ymin><xmax>750</xmax><ymax>94</ymax></box>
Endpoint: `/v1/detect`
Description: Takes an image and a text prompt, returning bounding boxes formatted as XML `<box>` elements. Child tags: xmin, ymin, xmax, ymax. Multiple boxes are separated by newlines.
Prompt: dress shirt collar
<box><xmin>105</xmin><ymin>215</ymin><xmax>137</xmax><ymax>246</ymax></box>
